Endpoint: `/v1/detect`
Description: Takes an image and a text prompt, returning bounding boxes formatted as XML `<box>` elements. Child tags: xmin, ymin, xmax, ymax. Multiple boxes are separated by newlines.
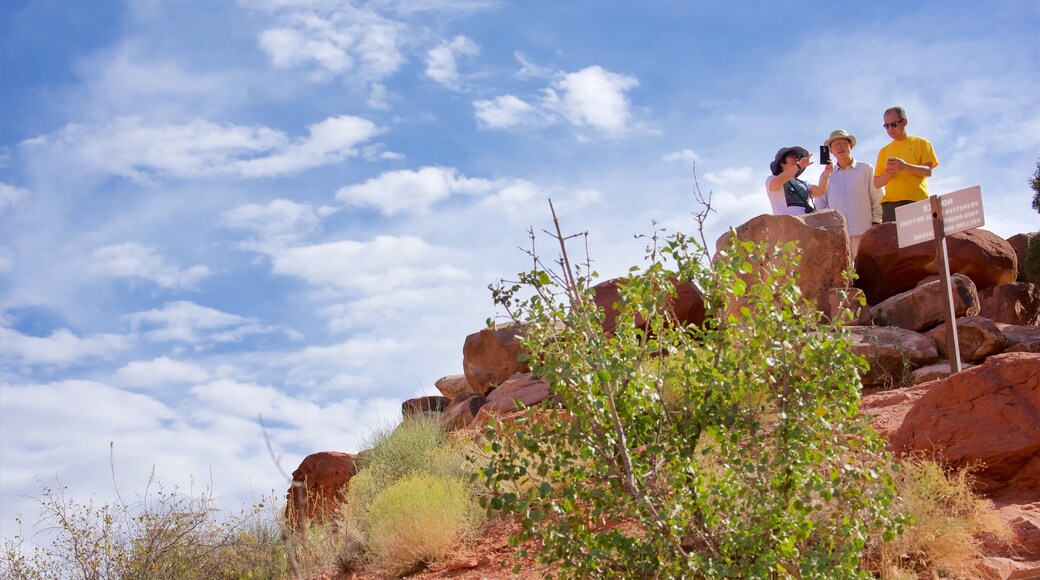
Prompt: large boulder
<box><xmin>848</xmin><ymin>326</ymin><xmax>939</xmax><ymax>388</ymax></box>
<box><xmin>462</xmin><ymin>323</ymin><xmax>529</xmax><ymax>394</ymax></box>
<box><xmin>592</xmin><ymin>276</ymin><xmax>706</xmax><ymax>335</ymax></box>
<box><xmin>285</xmin><ymin>451</ymin><xmax>359</xmax><ymax>532</ymax></box>
<box><xmin>1006</xmin><ymin>232</ymin><xmax>1036</xmax><ymax>283</ymax></box>
<box><xmin>998</xmin><ymin>323</ymin><xmax>1040</xmax><ymax>353</ymax></box>
<box><xmin>891</xmin><ymin>352</ymin><xmax>1040</xmax><ymax>493</ymax></box>
<box><xmin>978</xmin><ymin>282</ymin><xmax>1040</xmax><ymax>326</ymax></box>
<box><xmin>439</xmin><ymin>392</ymin><xmax>487</xmax><ymax>431</ymax></box>
<box><xmin>925</xmin><ymin>316</ymin><xmax>1006</xmax><ymax>363</ymax></box>
<box><xmin>401</xmin><ymin>395</ymin><xmax>451</xmax><ymax>420</ymax></box>
<box><xmin>715</xmin><ymin>210</ymin><xmax>852</xmax><ymax>303</ymax></box>
<box><xmin>484</xmin><ymin>372</ymin><xmax>551</xmax><ymax>415</ymax></box>
<box><xmin>869</xmin><ymin>274</ymin><xmax>979</xmax><ymax>331</ymax></box>
<box><xmin>855</xmin><ymin>224</ymin><xmax>1018</xmax><ymax>305</ymax></box>
<box><xmin>434</xmin><ymin>374</ymin><xmax>475</xmax><ymax>399</ymax></box>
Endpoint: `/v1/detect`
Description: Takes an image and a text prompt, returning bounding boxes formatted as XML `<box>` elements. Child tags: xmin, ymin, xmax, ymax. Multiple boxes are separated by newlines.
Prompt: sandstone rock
<box><xmin>861</xmin><ymin>382</ymin><xmax>936</xmax><ymax>438</ymax></box>
<box><xmin>434</xmin><ymin>374</ymin><xmax>474</xmax><ymax>398</ymax></box>
<box><xmin>401</xmin><ymin>395</ymin><xmax>451</xmax><ymax>420</ymax></box>
<box><xmin>926</xmin><ymin>316</ymin><xmax>1006</xmax><ymax>363</ymax></box>
<box><xmin>285</xmin><ymin>451</ymin><xmax>358</xmax><ymax>531</ymax></box>
<box><xmin>484</xmin><ymin>372</ymin><xmax>551</xmax><ymax>415</ymax></box>
<box><xmin>911</xmin><ymin>360</ymin><xmax>974</xmax><ymax>384</ymax></box>
<box><xmin>440</xmin><ymin>392</ymin><xmax>487</xmax><ymax>431</ymax></box>
<box><xmin>463</xmin><ymin>323</ymin><xmax>529</xmax><ymax>394</ymax></box>
<box><xmin>715</xmin><ymin>210</ymin><xmax>852</xmax><ymax>303</ymax></box>
<box><xmin>1007</xmin><ymin>232</ymin><xmax>1037</xmax><ymax>283</ymax></box>
<box><xmin>978</xmin><ymin>493</ymin><xmax>1040</xmax><ymax>580</ymax></box>
<box><xmin>869</xmin><ymin>274</ymin><xmax>979</xmax><ymax>331</ymax></box>
<box><xmin>592</xmin><ymin>276</ymin><xmax>706</xmax><ymax>335</ymax></box>
<box><xmin>997</xmin><ymin>323</ymin><xmax>1040</xmax><ymax>354</ymax></box>
<box><xmin>891</xmin><ymin>352</ymin><xmax>1040</xmax><ymax>493</ymax></box>
<box><xmin>855</xmin><ymin>224</ymin><xmax>1018</xmax><ymax>305</ymax></box>
<box><xmin>816</xmin><ymin>287</ymin><xmax>871</xmax><ymax>325</ymax></box>
<box><xmin>979</xmin><ymin>282</ymin><xmax>1040</xmax><ymax>326</ymax></box>
<box><xmin>848</xmin><ymin>326</ymin><xmax>939</xmax><ymax>388</ymax></box>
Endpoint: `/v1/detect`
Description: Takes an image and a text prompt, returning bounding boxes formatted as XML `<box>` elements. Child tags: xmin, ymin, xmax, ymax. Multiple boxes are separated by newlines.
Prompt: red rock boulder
<box><xmin>816</xmin><ymin>287</ymin><xmax>871</xmax><ymax>326</ymax></box>
<box><xmin>1006</xmin><ymin>232</ymin><xmax>1036</xmax><ymax>283</ymax></box>
<box><xmin>592</xmin><ymin>276</ymin><xmax>706</xmax><ymax>335</ymax></box>
<box><xmin>869</xmin><ymin>273</ymin><xmax>979</xmax><ymax>331</ymax></box>
<box><xmin>484</xmin><ymin>372</ymin><xmax>551</xmax><ymax>415</ymax></box>
<box><xmin>891</xmin><ymin>352</ymin><xmax>1040</xmax><ymax>493</ymax></box>
<box><xmin>462</xmin><ymin>323</ymin><xmax>529</xmax><ymax>394</ymax></box>
<box><xmin>979</xmin><ymin>282</ymin><xmax>1040</xmax><ymax>326</ymax></box>
<box><xmin>848</xmin><ymin>326</ymin><xmax>939</xmax><ymax>388</ymax></box>
<box><xmin>855</xmin><ymin>224</ymin><xmax>1018</xmax><ymax>305</ymax></box>
<box><xmin>925</xmin><ymin>316</ymin><xmax>1006</xmax><ymax>363</ymax></box>
<box><xmin>434</xmin><ymin>374</ymin><xmax>475</xmax><ymax>398</ymax></box>
<box><xmin>716</xmin><ymin>210</ymin><xmax>852</xmax><ymax>303</ymax></box>
<box><xmin>285</xmin><ymin>451</ymin><xmax>359</xmax><ymax>532</ymax></box>
<box><xmin>440</xmin><ymin>392</ymin><xmax>488</xmax><ymax>431</ymax></box>
<box><xmin>401</xmin><ymin>395</ymin><xmax>451</xmax><ymax>420</ymax></box>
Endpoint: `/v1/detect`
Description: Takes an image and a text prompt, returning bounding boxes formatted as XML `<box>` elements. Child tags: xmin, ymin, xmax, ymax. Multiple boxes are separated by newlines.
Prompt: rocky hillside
<box><xmin>287</xmin><ymin>211</ymin><xmax>1039</xmax><ymax>579</ymax></box>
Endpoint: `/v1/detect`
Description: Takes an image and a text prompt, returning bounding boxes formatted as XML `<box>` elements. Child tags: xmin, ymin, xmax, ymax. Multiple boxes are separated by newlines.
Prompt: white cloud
<box><xmin>474</xmin><ymin>95</ymin><xmax>539</xmax><ymax>129</ymax></box>
<box><xmin>89</xmin><ymin>242</ymin><xmax>211</xmax><ymax>289</ymax></box>
<box><xmin>0</xmin><ymin>328</ymin><xmax>131</xmax><ymax>367</ymax></box>
<box><xmin>335</xmin><ymin>165</ymin><xmax>497</xmax><ymax>215</ymax></box>
<box><xmin>542</xmin><ymin>66</ymin><xmax>639</xmax><ymax>132</ymax></box>
<box><xmin>663</xmin><ymin>149</ymin><xmax>701</xmax><ymax>164</ymax></box>
<box><xmin>123</xmin><ymin>301</ymin><xmax>261</xmax><ymax>343</ymax></box>
<box><xmin>22</xmin><ymin>115</ymin><xmax>381</xmax><ymax>181</ymax></box>
<box><xmin>704</xmin><ymin>166</ymin><xmax>758</xmax><ymax>187</ymax></box>
<box><xmin>475</xmin><ymin>65</ymin><xmax>640</xmax><ymax>134</ymax></box>
<box><xmin>222</xmin><ymin>199</ymin><xmax>323</xmax><ymax>245</ymax></box>
<box><xmin>268</xmin><ymin>235</ymin><xmax>470</xmax><ymax>294</ymax></box>
<box><xmin>113</xmin><ymin>356</ymin><xmax>211</xmax><ymax>390</ymax></box>
<box><xmin>256</xmin><ymin>7</ymin><xmax>405</xmax><ymax>84</ymax></box>
<box><xmin>514</xmin><ymin>51</ymin><xmax>553</xmax><ymax>80</ymax></box>
<box><xmin>424</xmin><ymin>35</ymin><xmax>479</xmax><ymax>89</ymax></box>
<box><xmin>0</xmin><ymin>182</ymin><xmax>31</xmax><ymax>213</ymax></box>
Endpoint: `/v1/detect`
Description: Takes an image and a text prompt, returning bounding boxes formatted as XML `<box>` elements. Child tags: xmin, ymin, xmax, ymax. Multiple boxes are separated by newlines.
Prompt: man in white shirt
<box><xmin>817</xmin><ymin>130</ymin><xmax>883</xmax><ymax>258</ymax></box>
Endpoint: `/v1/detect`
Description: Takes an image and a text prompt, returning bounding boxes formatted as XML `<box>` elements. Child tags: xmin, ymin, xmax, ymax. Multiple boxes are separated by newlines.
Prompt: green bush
<box><xmin>365</xmin><ymin>474</ymin><xmax>478</xmax><ymax>576</ymax></box>
<box><xmin>481</xmin><ymin>228</ymin><xmax>905</xmax><ymax>578</ymax></box>
<box><xmin>1024</xmin><ymin>234</ymin><xmax>1040</xmax><ymax>285</ymax></box>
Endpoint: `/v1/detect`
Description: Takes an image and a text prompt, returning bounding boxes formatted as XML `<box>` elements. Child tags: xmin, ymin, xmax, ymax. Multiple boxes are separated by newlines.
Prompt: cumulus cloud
<box><xmin>0</xmin><ymin>328</ymin><xmax>131</xmax><ymax>367</ymax></box>
<box><xmin>475</xmin><ymin>65</ymin><xmax>640</xmax><ymax>134</ymax></box>
<box><xmin>256</xmin><ymin>7</ymin><xmax>405</xmax><ymax>84</ymax></box>
<box><xmin>222</xmin><ymin>199</ymin><xmax>323</xmax><ymax>246</ymax></box>
<box><xmin>267</xmin><ymin>235</ymin><xmax>469</xmax><ymax>294</ymax></box>
<box><xmin>0</xmin><ymin>182</ymin><xmax>31</xmax><ymax>213</ymax></box>
<box><xmin>21</xmin><ymin>115</ymin><xmax>381</xmax><ymax>181</ymax></box>
<box><xmin>123</xmin><ymin>301</ymin><xmax>272</xmax><ymax>344</ymax></box>
<box><xmin>335</xmin><ymin>165</ymin><xmax>497</xmax><ymax>215</ymax></box>
<box><xmin>542</xmin><ymin>66</ymin><xmax>639</xmax><ymax>132</ymax></box>
<box><xmin>89</xmin><ymin>242</ymin><xmax>211</xmax><ymax>289</ymax></box>
<box><xmin>473</xmin><ymin>95</ymin><xmax>539</xmax><ymax>129</ymax></box>
<box><xmin>424</xmin><ymin>35</ymin><xmax>479</xmax><ymax>89</ymax></box>
<box><xmin>113</xmin><ymin>356</ymin><xmax>211</xmax><ymax>390</ymax></box>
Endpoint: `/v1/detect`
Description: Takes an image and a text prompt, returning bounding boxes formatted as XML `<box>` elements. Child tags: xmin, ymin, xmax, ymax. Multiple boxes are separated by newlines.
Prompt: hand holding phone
<box><xmin>819</xmin><ymin>145</ymin><xmax>831</xmax><ymax>166</ymax></box>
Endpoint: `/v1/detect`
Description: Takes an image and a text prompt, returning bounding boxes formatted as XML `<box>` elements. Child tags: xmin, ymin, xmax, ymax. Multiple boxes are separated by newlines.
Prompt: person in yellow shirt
<box><xmin>872</xmin><ymin>106</ymin><xmax>939</xmax><ymax>222</ymax></box>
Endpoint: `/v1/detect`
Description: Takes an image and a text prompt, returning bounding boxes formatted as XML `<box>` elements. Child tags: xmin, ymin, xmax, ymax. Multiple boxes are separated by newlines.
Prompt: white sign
<box><xmin>895</xmin><ymin>185</ymin><xmax>984</xmax><ymax>248</ymax></box>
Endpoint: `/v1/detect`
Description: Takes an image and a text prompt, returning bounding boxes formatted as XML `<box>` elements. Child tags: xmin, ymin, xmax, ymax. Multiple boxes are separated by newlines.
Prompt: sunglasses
<box><xmin>882</xmin><ymin>120</ymin><xmax>905</xmax><ymax>129</ymax></box>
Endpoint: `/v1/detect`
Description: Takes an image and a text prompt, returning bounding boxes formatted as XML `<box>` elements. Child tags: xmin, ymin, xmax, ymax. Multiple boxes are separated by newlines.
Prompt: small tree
<box><xmin>1031</xmin><ymin>159</ymin><xmax>1040</xmax><ymax>215</ymax></box>
<box><xmin>480</xmin><ymin>222</ymin><xmax>904</xmax><ymax>578</ymax></box>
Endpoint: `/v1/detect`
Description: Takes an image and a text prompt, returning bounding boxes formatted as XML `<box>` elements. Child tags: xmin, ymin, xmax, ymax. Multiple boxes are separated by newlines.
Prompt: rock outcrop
<box><xmin>462</xmin><ymin>324</ymin><xmax>529</xmax><ymax>394</ymax></box>
<box><xmin>979</xmin><ymin>282</ymin><xmax>1040</xmax><ymax>326</ymax></box>
<box><xmin>855</xmin><ymin>224</ymin><xmax>1018</xmax><ymax>305</ymax></box>
<box><xmin>925</xmin><ymin>316</ymin><xmax>1006</xmax><ymax>363</ymax></box>
<box><xmin>869</xmin><ymin>274</ymin><xmax>979</xmax><ymax>331</ymax></box>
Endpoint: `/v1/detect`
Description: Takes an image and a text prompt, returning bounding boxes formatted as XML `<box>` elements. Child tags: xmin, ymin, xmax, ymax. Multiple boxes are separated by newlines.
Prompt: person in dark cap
<box><xmin>766</xmin><ymin>146</ymin><xmax>832</xmax><ymax>216</ymax></box>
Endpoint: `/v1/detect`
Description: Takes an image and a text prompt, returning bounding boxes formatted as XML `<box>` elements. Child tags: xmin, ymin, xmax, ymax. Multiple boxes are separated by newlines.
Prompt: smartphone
<box><xmin>820</xmin><ymin>145</ymin><xmax>831</xmax><ymax>165</ymax></box>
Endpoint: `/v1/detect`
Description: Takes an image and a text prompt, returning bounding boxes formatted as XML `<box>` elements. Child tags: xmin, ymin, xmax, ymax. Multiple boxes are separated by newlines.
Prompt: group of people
<box><xmin>766</xmin><ymin>106</ymin><xmax>939</xmax><ymax>255</ymax></box>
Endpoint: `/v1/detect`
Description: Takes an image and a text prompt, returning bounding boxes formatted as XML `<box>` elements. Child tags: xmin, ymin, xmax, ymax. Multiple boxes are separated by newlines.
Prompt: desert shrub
<box><xmin>869</xmin><ymin>457</ymin><xmax>1013</xmax><ymax>578</ymax></box>
<box><xmin>1024</xmin><ymin>234</ymin><xmax>1040</xmax><ymax>285</ymax></box>
<box><xmin>0</xmin><ymin>479</ymin><xmax>285</xmax><ymax>580</ymax></box>
<box><xmin>364</xmin><ymin>474</ymin><xmax>478</xmax><ymax>576</ymax></box>
<box><xmin>481</xmin><ymin>227</ymin><xmax>905</xmax><ymax>578</ymax></box>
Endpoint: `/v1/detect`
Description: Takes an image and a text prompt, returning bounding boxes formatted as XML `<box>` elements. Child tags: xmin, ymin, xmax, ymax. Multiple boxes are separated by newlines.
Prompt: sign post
<box><xmin>895</xmin><ymin>185</ymin><xmax>986</xmax><ymax>374</ymax></box>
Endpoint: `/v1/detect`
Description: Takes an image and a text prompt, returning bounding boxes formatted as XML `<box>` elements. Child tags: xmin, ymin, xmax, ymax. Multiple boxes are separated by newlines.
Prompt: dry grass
<box><xmin>870</xmin><ymin>456</ymin><xmax>1014</xmax><ymax>578</ymax></box>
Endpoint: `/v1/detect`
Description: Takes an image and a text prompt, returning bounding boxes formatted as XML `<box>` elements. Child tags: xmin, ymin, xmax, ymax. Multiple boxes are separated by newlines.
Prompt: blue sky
<box><xmin>2</xmin><ymin>0</ymin><xmax>1038</xmax><ymax>537</ymax></box>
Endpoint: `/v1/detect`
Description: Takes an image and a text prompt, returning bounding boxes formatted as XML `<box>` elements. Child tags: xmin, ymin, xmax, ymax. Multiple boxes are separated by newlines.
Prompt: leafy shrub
<box><xmin>365</xmin><ymin>474</ymin><xmax>478</xmax><ymax>576</ymax></box>
<box><xmin>481</xmin><ymin>228</ymin><xmax>905</xmax><ymax>578</ymax></box>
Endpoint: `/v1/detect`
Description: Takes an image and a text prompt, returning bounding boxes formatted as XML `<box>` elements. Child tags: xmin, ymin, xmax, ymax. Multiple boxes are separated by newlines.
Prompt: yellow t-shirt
<box><xmin>874</xmin><ymin>135</ymin><xmax>939</xmax><ymax>203</ymax></box>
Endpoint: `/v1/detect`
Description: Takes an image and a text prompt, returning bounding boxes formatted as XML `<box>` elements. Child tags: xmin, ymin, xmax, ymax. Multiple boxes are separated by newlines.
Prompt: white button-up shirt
<box><xmin>817</xmin><ymin>159</ymin><xmax>883</xmax><ymax>236</ymax></box>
